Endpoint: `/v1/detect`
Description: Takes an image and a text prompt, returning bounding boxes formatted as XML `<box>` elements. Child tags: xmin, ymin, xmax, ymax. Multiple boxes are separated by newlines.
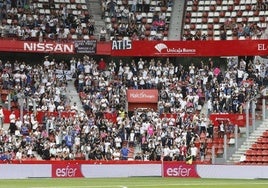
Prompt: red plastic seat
<box><xmin>204</xmin><ymin>154</ymin><xmax>212</xmax><ymax>163</ymax></box>
<box><xmin>249</xmin><ymin>156</ymin><xmax>257</xmax><ymax>163</ymax></box>
<box><xmin>261</xmin><ymin>137</ymin><xmax>268</xmax><ymax>144</ymax></box>
<box><xmin>251</xmin><ymin>143</ymin><xmax>258</xmax><ymax>150</ymax></box>
<box><xmin>263</xmin><ymin>131</ymin><xmax>268</xmax><ymax>138</ymax></box>
<box><xmin>256</xmin><ymin>156</ymin><xmax>263</xmax><ymax>164</ymax></box>
<box><xmin>245</xmin><ymin>149</ymin><xmax>254</xmax><ymax>156</ymax></box>
<box><xmin>262</xmin><ymin>156</ymin><xmax>268</xmax><ymax>163</ymax></box>
<box><xmin>216</xmin><ymin>147</ymin><xmax>224</xmax><ymax>156</ymax></box>
<box><xmin>256</xmin><ymin>143</ymin><xmax>263</xmax><ymax>150</ymax></box>
<box><xmin>262</xmin><ymin>150</ymin><xmax>268</xmax><ymax>156</ymax></box>
<box><xmin>256</xmin><ymin>150</ymin><xmax>263</xmax><ymax>156</ymax></box>
<box><xmin>256</xmin><ymin>137</ymin><xmax>263</xmax><ymax>144</ymax></box>
<box><xmin>262</xmin><ymin>144</ymin><xmax>268</xmax><ymax>150</ymax></box>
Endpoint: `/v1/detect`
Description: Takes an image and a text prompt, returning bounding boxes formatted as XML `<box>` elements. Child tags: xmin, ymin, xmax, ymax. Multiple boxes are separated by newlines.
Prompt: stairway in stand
<box><xmin>86</xmin><ymin>0</ymin><xmax>107</xmax><ymax>40</ymax></box>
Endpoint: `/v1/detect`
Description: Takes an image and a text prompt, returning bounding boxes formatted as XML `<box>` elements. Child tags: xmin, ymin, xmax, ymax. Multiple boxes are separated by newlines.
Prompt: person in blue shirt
<box><xmin>120</xmin><ymin>145</ymin><xmax>130</xmax><ymax>160</ymax></box>
<box><xmin>65</xmin><ymin>134</ymin><xmax>74</xmax><ymax>152</ymax></box>
<box><xmin>0</xmin><ymin>151</ymin><xmax>11</xmax><ymax>163</ymax></box>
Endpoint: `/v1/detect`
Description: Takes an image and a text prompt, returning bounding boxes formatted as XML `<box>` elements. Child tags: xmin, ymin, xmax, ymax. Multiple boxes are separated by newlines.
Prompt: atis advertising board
<box><xmin>111</xmin><ymin>40</ymin><xmax>268</xmax><ymax>57</ymax></box>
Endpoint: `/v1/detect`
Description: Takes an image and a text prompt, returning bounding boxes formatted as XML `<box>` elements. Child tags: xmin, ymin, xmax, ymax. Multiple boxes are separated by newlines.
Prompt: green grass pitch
<box><xmin>0</xmin><ymin>177</ymin><xmax>268</xmax><ymax>188</ymax></box>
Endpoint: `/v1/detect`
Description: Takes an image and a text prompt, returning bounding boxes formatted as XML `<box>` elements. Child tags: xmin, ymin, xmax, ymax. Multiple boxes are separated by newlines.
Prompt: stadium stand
<box><xmin>183</xmin><ymin>0</ymin><xmax>268</xmax><ymax>40</ymax></box>
<box><xmin>0</xmin><ymin>0</ymin><xmax>95</xmax><ymax>41</ymax></box>
<box><xmin>1</xmin><ymin>0</ymin><xmax>267</xmax><ymax>41</ymax></box>
<box><xmin>0</xmin><ymin>53</ymin><xmax>263</xmax><ymax>164</ymax></box>
<box><xmin>0</xmin><ymin>0</ymin><xmax>268</xmax><ymax>165</ymax></box>
<box><xmin>101</xmin><ymin>0</ymin><xmax>173</xmax><ymax>41</ymax></box>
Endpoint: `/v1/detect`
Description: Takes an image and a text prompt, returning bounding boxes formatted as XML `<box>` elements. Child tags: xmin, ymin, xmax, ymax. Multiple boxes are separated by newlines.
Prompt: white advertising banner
<box><xmin>0</xmin><ymin>164</ymin><xmax>50</xmax><ymax>179</ymax></box>
<box><xmin>196</xmin><ymin>165</ymin><xmax>268</xmax><ymax>179</ymax></box>
<box><xmin>81</xmin><ymin>164</ymin><xmax>161</xmax><ymax>178</ymax></box>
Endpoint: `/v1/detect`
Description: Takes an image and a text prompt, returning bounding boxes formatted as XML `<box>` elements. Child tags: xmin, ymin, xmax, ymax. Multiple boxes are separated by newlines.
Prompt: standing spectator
<box><xmin>43</xmin><ymin>57</ymin><xmax>50</xmax><ymax>70</ymax></box>
<box><xmin>0</xmin><ymin>105</ymin><xmax>4</xmax><ymax>128</ymax></box>
<box><xmin>1</xmin><ymin>69</ymin><xmax>10</xmax><ymax>89</ymax></box>
<box><xmin>155</xmin><ymin>144</ymin><xmax>162</xmax><ymax>161</ymax></box>
<box><xmin>70</xmin><ymin>57</ymin><xmax>77</xmax><ymax>76</ymax></box>
<box><xmin>95</xmin><ymin>145</ymin><xmax>104</xmax><ymax>160</ymax></box>
<box><xmin>207</xmin><ymin>120</ymin><xmax>214</xmax><ymax>138</ymax></box>
<box><xmin>107</xmin><ymin>0</ymin><xmax>117</xmax><ymax>17</ymax></box>
<box><xmin>199</xmin><ymin>143</ymin><xmax>206</xmax><ymax>161</ymax></box>
<box><xmin>100</xmin><ymin>27</ymin><xmax>107</xmax><ymax>41</ymax></box>
<box><xmin>134</xmin><ymin>152</ymin><xmax>143</xmax><ymax>160</ymax></box>
<box><xmin>0</xmin><ymin>0</ymin><xmax>3</xmax><ymax>8</ymax></box>
<box><xmin>64</xmin><ymin>134</ymin><xmax>73</xmax><ymax>152</ymax></box>
<box><xmin>9</xmin><ymin>110</ymin><xmax>16</xmax><ymax>135</ymax></box>
<box><xmin>189</xmin><ymin>144</ymin><xmax>198</xmax><ymax>161</ymax></box>
<box><xmin>114</xmin><ymin>135</ymin><xmax>122</xmax><ymax>149</ymax></box>
<box><xmin>78</xmin><ymin>72</ymin><xmax>85</xmax><ymax>92</ymax></box>
<box><xmin>70</xmin><ymin>102</ymin><xmax>78</xmax><ymax>113</ymax></box>
<box><xmin>113</xmin><ymin>148</ymin><xmax>121</xmax><ymax>160</ymax></box>
<box><xmin>120</xmin><ymin>145</ymin><xmax>130</xmax><ymax>160</ymax></box>
<box><xmin>128</xmin><ymin>130</ymin><xmax>135</xmax><ymax>147</ymax></box>
<box><xmin>163</xmin><ymin>145</ymin><xmax>171</xmax><ymax>161</ymax></box>
<box><xmin>137</xmin><ymin>0</ymin><xmax>143</xmax><ymax>12</ymax></box>
<box><xmin>144</xmin><ymin>0</ymin><xmax>151</xmax><ymax>13</ymax></box>
<box><xmin>131</xmin><ymin>0</ymin><xmax>137</xmax><ymax>12</ymax></box>
<box><xmin>15</xmin><ymin>148</ymin><xmax>23</xmax><ymax>163</ymax></box>
<box><xmin>98</xmin><ymin>58</ymin><xmax>107</xmax><ymax>71</ymax></box>
<box><xmin>104</xmin><ymin>145</ymin><xmax>113</xmax><ymax>160</ymax></box>
<box><xmin>218</xmin><ymin>121</ymin><xmax>225</xmax><ymax>138</ymax></box>
<box><xmin>199</xmin><ymin>113</ymin><xmax>207</xmax><ymax>133</ymax></box>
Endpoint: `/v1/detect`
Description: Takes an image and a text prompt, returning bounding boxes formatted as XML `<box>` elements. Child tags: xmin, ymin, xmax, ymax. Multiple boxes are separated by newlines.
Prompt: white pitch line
<box><xmin>30</xmin><ymin>181</ymin><xmax>268</xmax><ymax>188</ymax></box>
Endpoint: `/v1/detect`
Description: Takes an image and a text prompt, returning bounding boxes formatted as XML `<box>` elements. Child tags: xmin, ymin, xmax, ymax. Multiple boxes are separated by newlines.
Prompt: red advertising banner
<box><xmin>0</xmin><ymin>40</ymin><xmax>75</xmax><ymax>54</ymax></box>
<box><xmin>111</xmin><ymin>39</ymin><xmax>268</xmax><ymax>57</ymax></box>
<box><xmin>1</xmin><ymin>39</ymin><xmax>268</xmax><ymax>56</ymax></box>
<box><xmin>162</xmin><ymin>162</ymin><xmax>200</xmax><ymax>178</ymax></box>
<box><xmin>127</xmin><ymin>89</ymin><xmax>159</xmax><ymax>103</ymax></box>
<box><xmin>97</xmin><ymin>41</ymin><xmax>111</xmax><ymax>55</ymax></box>
<box><xmin>52</xmin><ymin>163</ymin><xmax>84</xmax><ymax>178</ymax></box>
<box><xmin>0</xmin><ymin>39</ymin><xmax>111</xmax><ymax>55</ymax></box>
<box><xmin>209</xmin><ymin>113</ymin><xmax>250</xmax><ymax>127</ymax></box>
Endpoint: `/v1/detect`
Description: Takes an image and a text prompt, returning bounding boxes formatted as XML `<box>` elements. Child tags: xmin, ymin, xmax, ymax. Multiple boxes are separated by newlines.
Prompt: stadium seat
<box><xmin>263</xmin><ymin>131</ymin><xmax>268</xmax><ymax>138</ymax></box>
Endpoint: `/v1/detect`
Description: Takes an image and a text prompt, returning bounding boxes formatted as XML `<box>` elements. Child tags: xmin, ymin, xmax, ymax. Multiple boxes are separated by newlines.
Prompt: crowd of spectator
<box><xmin>0</xmin><ymin>57</ymin><xmax>77</xmax><ymax>162</ymax></box>
<box><xmin>183</xmin><ymin>21</ymin><xmax>264</xmax><ymax>41</ymax></box>
<box><xmin>0</xmin><ymin>0</ymin><xmax>175</xmax><ymax>41</ymax></box>
<box><xmin>101</xmin><ymin>0</ymin><xmax>173</xmax><ymax>41</ymax></box>
<box><xmin>0</xmin><ymin>53</ymin><xmax>266</xmax><ymax>163</ymax></box>
<box><xmin>0</xmin><ymin>0</ymin><xmax>95</xmax><ymax>41</ymax></box>
<box><xmin>1</xmin><ymin>0</ymin><xmax>265</xmax><ymax>42</ymax></box>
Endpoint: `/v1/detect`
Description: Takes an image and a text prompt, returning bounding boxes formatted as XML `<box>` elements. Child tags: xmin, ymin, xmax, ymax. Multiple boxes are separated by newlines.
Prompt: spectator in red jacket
<box><xmin>98</xmin><ymin>58</ymin><xmax>107</xmax><ymax>71</ymax></box>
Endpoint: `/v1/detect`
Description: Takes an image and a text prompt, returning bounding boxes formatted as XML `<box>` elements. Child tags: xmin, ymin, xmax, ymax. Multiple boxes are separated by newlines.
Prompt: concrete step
<box><xmin>66</xmin><ymin>79</ymin><xmax>84</xmax><ymax>111</ymax></box>
<box><xmin>87</xmin><ymin>0</ymin><xmax>106</xmax><ymax>38</ymax></box>
<box><xmin>89</xmin><ymin>1</ymin><xmax>102</xmax><ymax>14</ymax></box>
